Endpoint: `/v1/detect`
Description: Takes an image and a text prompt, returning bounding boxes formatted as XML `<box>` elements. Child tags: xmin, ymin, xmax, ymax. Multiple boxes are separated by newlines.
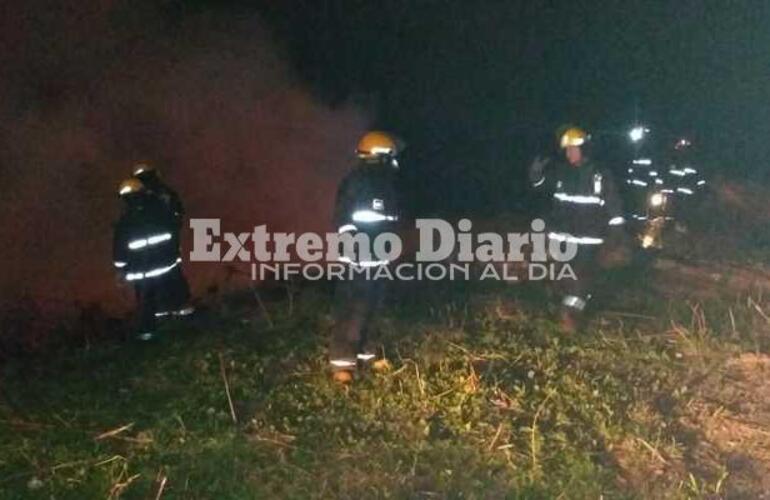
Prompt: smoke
<box><xmin>0</xmin><ymin>1</ymin><xmax>368</xmax><ymax>315</ymax></box>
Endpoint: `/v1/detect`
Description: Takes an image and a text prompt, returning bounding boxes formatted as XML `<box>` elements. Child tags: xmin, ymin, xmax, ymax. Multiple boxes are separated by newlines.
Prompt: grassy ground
<box><xmin>1</xmin><ymin>250</ymin><xmax>770</xmax><ymax>499</ymax></box>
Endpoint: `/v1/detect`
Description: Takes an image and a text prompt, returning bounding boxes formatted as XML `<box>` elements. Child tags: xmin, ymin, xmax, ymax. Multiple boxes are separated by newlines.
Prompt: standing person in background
<box><xmin>664</xmin><ymin>138</ymin><xmax>706</xmax><ymax>233</ymax></box>
<box><xmin>529</xmin><ymin>126</ymin><xmax>626</xmax><ymax>332</ymax></box>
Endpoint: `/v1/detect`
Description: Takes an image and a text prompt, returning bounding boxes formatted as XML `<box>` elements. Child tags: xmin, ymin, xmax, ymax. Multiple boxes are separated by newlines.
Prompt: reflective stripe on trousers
<box><xmin>547</xmin><ymin>232</ymin><xmax>604</xmax><ymax>245</ymax></box>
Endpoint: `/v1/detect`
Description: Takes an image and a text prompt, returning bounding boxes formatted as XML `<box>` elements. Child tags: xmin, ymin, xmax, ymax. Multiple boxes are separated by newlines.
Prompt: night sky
<box><xmin>259</xmin><ymin>0</ymin><xmax>769</xmax><ymax>197</ymax></box>
<box><xmin>0</xmin><ymin>0</ymin><xmax>767</xmax><ymax>311</ymax></box>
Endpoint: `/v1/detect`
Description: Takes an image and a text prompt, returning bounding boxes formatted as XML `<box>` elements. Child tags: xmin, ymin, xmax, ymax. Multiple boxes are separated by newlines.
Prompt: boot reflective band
<box><xmin>357</xmin><ymin>353</ymin><xmax>376</xmax><ymax>361</ymax></box>
<box><xmin>338</xmin><ymin>256</ymin><xmax>390</xmax><ymax>267</ymax></box>
<box><xmin>677</xmin><ymin>187</ymin><xmax>694</xmax><ymax>195</ymax></box>
<box><xmin>126</xmin><ymin>258</ymin><xmax>181</xmax><ymax>281</ymax></box>
<box><xmin>627</xmin><ymin>179</ymin><xmax>648</xmax><ymax>187</ymax></box>
<box><xmin>608</xmin><ymin>216</ymin><xmax>625</xmax><ymax>226</ymax></box>
<box><xmin>338</xmin><ymin>224</ymin><xmax>357</xmax><ymax>234</ymax></box>
<box><xmin>330</xmin><ymin>359</ymin><xmax>357</xmax><ymax>368</ymax></box>
<box><xmin>562</xmin><ymin>295</ymin><xmax>587</xmax><ymax>311</ymax></box>
<box><xmin>128</xmin><ymin>232</ymin><xmax>172</xmax><ymax>250</ymax></box>
<box><xmin>553</xmin><ymin>193</ymin><xmax>605</xmax><ymax>205</ymax></box>
<box><xmin>114</xmin><ymin>261</ymin><xmax>127</xmax><ymax>268</ymax></box>
<box><xmin>548</xmin><ymin>232</ymin><xmax>604</xmax><ymax>245</ymax></box>
<box><xmin>351</xmin><ymin>210</ymin><xmax>397</xmax><ymax>223</ymax></box>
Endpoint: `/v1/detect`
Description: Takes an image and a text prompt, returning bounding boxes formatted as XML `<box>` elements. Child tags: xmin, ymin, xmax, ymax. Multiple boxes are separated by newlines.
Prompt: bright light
<box><xmin>128</xmin><ymin>239</ymin><xmax>148</xmax><ymax>250</ymax></box>
<box><xmin>330</xmin><ymin>359</ymin><xmax>357</xmax><ymax>368</ymax></box>
<box><xmin>650</xmin><ymin>193</ymin><xmax>665</xmax><ymax>207</ymax></box>
<box><xmin>144</xmin><ymin>259</ymin><xmax>181</xmax><ymax>278</ymax></box>
<box><xmin>147</xmin><ymin>233</ymin><xmax>172</xmax><ymax>245</ymax></box>
<box><xmin>553</xmin><ymin>193</ymin><xmax>605</xmax><ymax>205</ymax></box>
<box><xmin>629</xmin><ymin>126</ymin><xmax>648</xmax><ymax>142</ymax></box>
<box><xmin>337</xmin><ymin>256</ymin><xmax>390</xmax><ymax>267</ymax></box>
<box><xmin>562</xmin><ymin>295</ymin><xmax>587</xmax><ymax>311</ymax></box>
<box><xmin>175</xmin><ymin>307</ymin><xmax>195</xmax><ymax>316</ymax></box>
<box><xmin>127</xmin><ymin>259</ymin><xmax>181</xmax><ymax>281</ymax></box>
<box><xmin>129</xmin><ymin>233</ymin><xmax>172</xmax><ymax>250</ymax></box>
<box><xmin>632</xmin><ymin>158</ymin><xmax>652</xmax><ymax>166</ymax></box>
<box><xmin>351</xmin><ymin>210</ymin><xmax>397</xmax><ymax>223</ymax></box>
<box><xmin>547</xmin><ymin>232</ymin><xmax>604</xmax><ymax>245</ymax></box>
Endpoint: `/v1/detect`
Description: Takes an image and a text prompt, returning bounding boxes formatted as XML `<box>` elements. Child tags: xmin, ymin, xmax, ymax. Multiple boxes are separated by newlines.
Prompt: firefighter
<box><xmin>330</xmin><ymin>131</ymin><xmax>401</xmax><ymax>383</ymax></box>
<box><xmin>664</xmin><ymin>138</ymin><xmax>706</xmax><ymax>232</ymax></box>
<box><xmin>113</xmin><ymin>178</ymin><xmax>192</xmax><ymax>340</ymax></box>
<box><xmin>623</xmin><ymin>125</ymin><xmax>665</xmax><ymax>223</ymax></box>
<box><xmin>529</xmin><ymin>126</ymin><xmax>625</xmax><ymax>332</ymax></box>
<box><xmin>132</xmin><ymin>162</ymin><xmax>184</xmax><ymax>228</ymax></box>
<box><xmin>622</xmin><ymin>125</ymin><xmax>672</xmax><ymax>249</ymax></box>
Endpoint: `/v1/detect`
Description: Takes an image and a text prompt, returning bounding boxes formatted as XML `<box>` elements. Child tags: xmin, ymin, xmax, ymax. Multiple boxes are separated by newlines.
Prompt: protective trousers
<box><xmin>330</xmin><ymin>268</ymin><xmax>384</xmax><ymax>371</ymax></box>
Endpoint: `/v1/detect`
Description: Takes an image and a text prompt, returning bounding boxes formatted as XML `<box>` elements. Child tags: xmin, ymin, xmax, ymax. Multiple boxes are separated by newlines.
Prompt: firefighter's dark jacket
<box><xmin>530</xmin><ymin>157</ymin><xmax>623</xmax><ymax>239</ymax></box>
<box><xmin>113</xmin><ymin>194</ymin><xmax>181</xmax><ymax>279</ymax></box>
<box><xmin>333</xmin><ymin>159</ymin><xmax>400</xmax><ymax>236</ymax></box>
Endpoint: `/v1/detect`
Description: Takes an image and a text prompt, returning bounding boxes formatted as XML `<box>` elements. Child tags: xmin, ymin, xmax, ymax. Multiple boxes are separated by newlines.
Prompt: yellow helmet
<box><xmin>558</xmin><ymin>126</ymin><xmax>588</xmax><ymax>149</ymax></box>
<box><xmin>132</xmin><ymin>161</ymin><xmax>156</xmax><ymax>176</ymax></box>
<box><xmin>118</xmin><ymin>178</ymin><xmax>145</xmax><ymax>196</ymax></box>
<box><xmin>356</xmin><ymin>131</ymin><xmax>398</xmax><ymax>159</ymax></box>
